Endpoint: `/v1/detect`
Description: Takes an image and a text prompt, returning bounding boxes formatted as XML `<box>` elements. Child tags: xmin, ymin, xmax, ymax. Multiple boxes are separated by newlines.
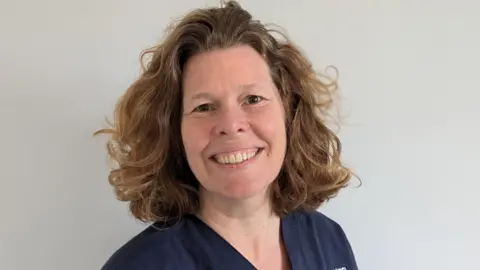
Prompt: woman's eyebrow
<box><xmin>189</xmin><ymin>92</ymin><xmax>214</xmax><ymax>101</ymax></box>
<box><xmin>187</xmin><ymin>83</ymin><xmax>263</xmax><ymax>102</ymax></box>
<box><xmin>239</xmin><ymin>83</ymin><xmax>257</xmax><ymax>90</ymax></box>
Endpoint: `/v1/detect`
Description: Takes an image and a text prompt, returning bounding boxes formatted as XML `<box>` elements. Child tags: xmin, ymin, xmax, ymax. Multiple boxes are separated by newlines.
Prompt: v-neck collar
<box><xmin>187</xmin><ymin>214</ymin><xmax>257</xmax><ymax>270</ymax></box>
<box><xmin>185</xmin><ymin>212</ymin><xmax>300</xmax><ymax>270</ymax></box>
<box><xmin>281</xmin><ymin>211</ymin><xmax>302</xmax><ymax>269</ymax></box>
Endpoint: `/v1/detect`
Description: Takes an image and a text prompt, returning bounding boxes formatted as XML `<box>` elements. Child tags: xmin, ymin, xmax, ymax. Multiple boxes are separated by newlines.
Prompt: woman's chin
<box><xmin>219</xmin><ymin>181</ymin><xmax>271</xmax><ymax>201</ymax></box>
<box><xmin>200</xmin><ymin>179</ymin><xmax>269</xmax><ymax>201</ymax></box>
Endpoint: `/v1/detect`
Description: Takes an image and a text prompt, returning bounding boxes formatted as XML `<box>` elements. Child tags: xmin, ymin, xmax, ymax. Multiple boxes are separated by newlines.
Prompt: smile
<box><xmin>212</xmin><ymin>148</ymin><xmax>261</xmax><ymax>165</ymax></box>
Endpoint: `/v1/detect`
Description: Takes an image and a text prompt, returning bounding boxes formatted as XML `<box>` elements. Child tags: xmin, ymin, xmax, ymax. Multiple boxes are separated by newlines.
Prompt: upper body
<box><xmin>95</xmin><ymin>1</ymin><xmax>359</xmax><ymax>270</ymax></box>
<box><xmin>101</xmin><ymin>210</ymin><xmax>357</xmax><ymax>270</ymax></box>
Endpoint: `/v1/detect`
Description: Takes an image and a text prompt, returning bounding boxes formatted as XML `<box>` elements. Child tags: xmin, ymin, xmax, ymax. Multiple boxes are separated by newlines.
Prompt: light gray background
<box><xmin>1</xmin><ymin>0</ymin><xmax>479</xmax><ymax>269</ymax></box>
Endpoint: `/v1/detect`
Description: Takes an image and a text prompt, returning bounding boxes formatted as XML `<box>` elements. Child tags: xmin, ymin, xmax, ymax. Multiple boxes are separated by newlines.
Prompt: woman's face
<box><xmin>181</xmin><ymin>45</ymin><xmax>287</xmax><ymax>201</ymax></box>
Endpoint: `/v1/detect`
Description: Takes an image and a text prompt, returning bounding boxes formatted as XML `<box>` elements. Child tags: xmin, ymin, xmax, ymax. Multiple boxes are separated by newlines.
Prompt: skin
<box><xmin>181</xmin><ymin>45</ymin><xmax>289</xmax><ymax>269</ymax></box>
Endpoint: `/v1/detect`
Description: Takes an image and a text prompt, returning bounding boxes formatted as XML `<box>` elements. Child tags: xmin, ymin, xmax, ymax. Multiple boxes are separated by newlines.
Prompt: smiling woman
<box><xmin>181</xmin><ymin>45</ymin><xmax>287</xmax><ymax>202</ymax></box>
<box><xmin>95</xmin><ymin>1</ymin><xmax>358</xmax><ymax>270</ymax></box>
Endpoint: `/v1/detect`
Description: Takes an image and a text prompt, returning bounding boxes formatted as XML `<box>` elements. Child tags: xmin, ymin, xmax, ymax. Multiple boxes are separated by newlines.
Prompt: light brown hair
<box><xmin>95</xmin><ymin>0</ymin><xmax>354</xmax><ymax>223</ymax></box>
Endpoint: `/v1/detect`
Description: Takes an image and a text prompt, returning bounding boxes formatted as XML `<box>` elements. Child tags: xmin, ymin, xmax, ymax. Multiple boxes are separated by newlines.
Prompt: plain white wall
<box><xmin>1</xmin><ymin>0</ymin><xmax>479</xmax><ymax>269</ymax></box>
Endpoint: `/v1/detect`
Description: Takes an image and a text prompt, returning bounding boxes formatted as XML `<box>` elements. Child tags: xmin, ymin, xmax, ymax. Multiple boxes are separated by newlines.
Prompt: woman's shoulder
<box><xmin>291</xmin><ymin>209</ymin><xmax>354</xmax><ymax>246</ymax></box>
<box><xmin>288</xmin><ymin>209</ymin><xmax>358</xmax><ymax>269</ymax></box>
<box><xmin>100</xmin><ymin>218</ymin><xmax>197</xmax><ymax>270</ymax></box>
<box><xmin>293</xmin><ymin>209</ymin><xmax>347</xmax><ymax>233</ymax></box>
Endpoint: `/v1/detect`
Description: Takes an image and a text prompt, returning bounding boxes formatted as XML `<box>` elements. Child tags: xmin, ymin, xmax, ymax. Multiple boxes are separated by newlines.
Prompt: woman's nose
<box><xmin>213</xmin><ymin>107</ymin><xmax>249</xmax><ymax>136</ymax></box>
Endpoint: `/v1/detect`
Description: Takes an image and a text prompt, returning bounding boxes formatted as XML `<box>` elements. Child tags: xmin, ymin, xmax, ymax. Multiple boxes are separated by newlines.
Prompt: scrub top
<box><xmin>101</xmin><ymin>210</ymin><xmax>358</xmax><ymax>270</ymax></box>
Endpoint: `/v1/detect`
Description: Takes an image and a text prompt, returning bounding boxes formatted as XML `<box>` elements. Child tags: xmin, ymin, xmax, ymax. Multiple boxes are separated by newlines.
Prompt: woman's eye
<box><xmin>193</xmin><ymin>104</ymin><xmax>213</xmax><ymax>112</ymax></box>
<box><xmin>245</xmin><ymin>95</ymin><xmax>263</xmax><ymax>105</ymax></box>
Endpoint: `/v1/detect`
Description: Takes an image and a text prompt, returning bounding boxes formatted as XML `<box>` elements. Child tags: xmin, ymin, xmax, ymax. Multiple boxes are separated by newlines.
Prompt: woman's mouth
<box><xmin>211</xmin><ymin>148</ymin><xmax>262</xmax><ymax>165</ymax></box>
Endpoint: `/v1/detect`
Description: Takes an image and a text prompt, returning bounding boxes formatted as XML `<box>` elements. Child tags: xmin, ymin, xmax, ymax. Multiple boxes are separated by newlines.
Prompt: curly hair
<box><xmin>95</xmin><ymin>0</ymin><xmax>354</xmax><ymax>223</ymax></box>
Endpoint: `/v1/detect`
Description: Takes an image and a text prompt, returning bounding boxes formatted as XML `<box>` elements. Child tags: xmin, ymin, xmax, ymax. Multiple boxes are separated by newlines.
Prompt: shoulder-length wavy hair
<box><xmin>95</xmin><ymin>0</ymin><xmax>353</xmax><ymax>222</ymax></box>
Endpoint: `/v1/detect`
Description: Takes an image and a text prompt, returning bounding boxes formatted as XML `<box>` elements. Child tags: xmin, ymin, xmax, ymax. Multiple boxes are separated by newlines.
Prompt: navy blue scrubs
<box><xmin>101</xmin><ymin>210</ymin><xmax>358</xmax><ymax>270</ymax></box>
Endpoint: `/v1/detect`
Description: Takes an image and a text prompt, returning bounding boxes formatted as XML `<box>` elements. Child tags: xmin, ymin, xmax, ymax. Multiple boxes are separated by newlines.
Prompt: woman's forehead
<box><xmin>182</xmin><ymin>46</ymin><xmax>272</xmax><ymax>91</ymax></box>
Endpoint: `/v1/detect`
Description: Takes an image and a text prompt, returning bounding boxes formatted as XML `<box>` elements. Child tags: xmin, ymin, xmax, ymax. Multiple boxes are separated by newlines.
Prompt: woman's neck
<box><xmin>197</xmin><ymin>189</ymin><xmax>283</xmax><ymax>267</ymax></box>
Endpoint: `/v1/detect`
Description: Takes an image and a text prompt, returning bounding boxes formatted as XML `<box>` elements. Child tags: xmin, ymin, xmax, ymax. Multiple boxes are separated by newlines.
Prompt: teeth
<box><xmin>214</xmin><ymin>150</ymin><xmax>258</xmax><ymax>164</ymax></box>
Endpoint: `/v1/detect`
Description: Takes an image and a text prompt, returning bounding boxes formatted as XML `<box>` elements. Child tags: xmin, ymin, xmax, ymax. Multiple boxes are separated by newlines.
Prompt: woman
<box><xmin>97</xmin><ymin>1</ymin><xmax>358</xmax><ymax>269</ymax></box>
